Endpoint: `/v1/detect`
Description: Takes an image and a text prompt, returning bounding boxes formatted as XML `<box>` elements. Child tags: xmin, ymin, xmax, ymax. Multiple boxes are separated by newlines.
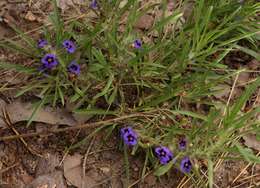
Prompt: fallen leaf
<box><xmin>36</xmin><ymin>153</ymin><xmax>60</xmax><ymax>176</ymax></box>
<box><xmin>247</xmin><ymin>59</ymin><xmax>259</xmax><ymax>70</ymax></box>
<box><xmin>0</xmin><ymin>100</ymin><xmax>77</xmax><ymax>128</ymax></box>
<box><xmin>237</xmin><ymin>72</ymin><xmax>250</xmax><ymax>85</ymax></box>
<box><xmin>0</xmin><ymin>98</ymin><xmax>7</xmax><ymax>127</ymax></box>
<box><xmin>63</xmin><ymin>154</ymin><xmax>97</xmax><ymax>188</ymax></box>
<box><xmin>134</xmin><ymin>14</ymin><xmax>154</xmax><ymax>30</ymax></box>
<box><xmin>243</xmin><ymin>134</ymin><xmax>260</xmax><ymax>151</ymax></box>
<box><xmin>27</xmin><ymin>171</ymin><xmax>66</xmax><ymax>188</ymax></box>
<box><xmin>57</xmin><ymin>0</ymin><xmax>84</xmax><ymax>12</ymax></box>
<box><xmin>25</xmin><ymin>11</ymin><xmax>36</xmax><ymax>21</ymax></box>
<box><xmin>212</xmin><ymin>84</ymin><xmax>242</xmax><ymax>99</ymax></box>
<box><xmin>212</xmin><ymin>84</ymin><xmax>231</xmax><ymax>99</ymax></box>
<box><xmin>144</xmin><ymin>174</ymin><xmax>157</xmax><ymax>186</ymax></box>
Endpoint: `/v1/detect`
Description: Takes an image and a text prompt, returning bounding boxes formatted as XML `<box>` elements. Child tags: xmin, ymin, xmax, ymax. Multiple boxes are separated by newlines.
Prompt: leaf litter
<box><xmin>0</xmin><ymin>100</ymin><xmax>77</xmax><ymax>128</ymax></box>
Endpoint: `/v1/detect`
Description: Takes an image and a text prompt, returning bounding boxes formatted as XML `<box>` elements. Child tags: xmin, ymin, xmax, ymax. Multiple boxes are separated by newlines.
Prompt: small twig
<box><xmin>1</xmin><ymin>109</ymin><xmax>42</xmax><ymax>157</ymax></box>
<box><xmin>0</xmin><ymin>163</ymin><xmax>19</xmax><ymax>174</ymax></box>
<box><xmin>224</xmin><ymin>72</ymin><xmax>240</xmax><ymax>116</ymax></box>
<box><xmin>0</xmin><ymin>113</ymin><xmax>155</xmax><ymax>141</ymax></box>
<box><xmin>90</xmin><ymin>171</ymin><xmax>123</xmax><ymax>188</ymax></box>
<box><xmin>177</xmin><ymin>175</ymin><xmax>192</xmax><ymax>188</ymax></box>
<box><xmin>176</xmin><ymin>176</ymin><xmax>187</xmax><ymax>188</ymax></box>
<box><xmin>231</xmin><ymin>151</ymin><xmax>260</xmax><ymax>185</ymax></box>
<box><xmin>128</xmin><ymin>171</ymin><xmax>152</xmax><ymax>188</ymax></box>
<box><xmin>59</xmin><ymin>129</ymin><xmax>82</xmax><ymax>166</ymax></box>
<box><xmin>82</xmin><ymin>137</ymin><xmax>95</xmax><ymax>188</ymax></box>
<box><xmin>200</xmin><ymin>169</ymin><xmax>220</xmax><ymax>188</ymax></box>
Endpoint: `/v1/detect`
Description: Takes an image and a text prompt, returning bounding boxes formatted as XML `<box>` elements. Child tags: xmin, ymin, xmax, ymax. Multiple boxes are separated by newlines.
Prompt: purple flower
<box><xmin>133</xmin><ymin>39</ymin><xmax>142</xmax><ymax>49</ymax></box>
<box><xmin>38</xmin><ymin>39</ymin><xmax>48</xmax><ymax>48</ymax></box>
<box><xmin>68</xmin><ymin>61</ymin><xmax>80</xmax><ymax>75</ymax></box>
<box><xmin>41</xmin><ymin>53</ymin><xmax>58</xmax><ymax>69</ymax></box>
<box><xmin>155</xmin><ymin>146</ymin><xmax>173</xmax><ymax>165</ymax></box>
<box><xmin>90</xmin><ymin>0</ymin><xmax>98</xmax><ymax>9</ymax></box>
<box><xmin>63</xmin><ymin>40</ymin><xmax>76</xmax><ymax>53</ymax></box>
<box><xmin>120</xmin><ymin>127</ymin><xmax>138</xmax><ymax>146</ymax></box>
<box><xmin>179</xmin><ymin>138</ymin><xmax>187</xmax><ymax>150</ymax></box>
<box><xmin>180</xmin><ymin>157</ymin><xmax>192</xmax><ymax>173</ymax></box>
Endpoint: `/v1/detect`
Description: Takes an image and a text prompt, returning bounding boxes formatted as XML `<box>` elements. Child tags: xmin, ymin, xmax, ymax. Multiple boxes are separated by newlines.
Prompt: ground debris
<box><xmin>26</xmin><ymin>170</ymin><xmax>66</xmax><ymax>188</ymax></box>
<box><xmin>63</xmin><ymin>154</ymin><xmax>96</xmax><ymax>188</ymax></box>
<box><xmin>0</xmin><ymin>100</ymin><xmax>77</xmax><ymax>128</ymax></box>
<box><xmin>243</xmin><ymin>134</ymin><xmax>260</xmax><ymax>152</ymax></box>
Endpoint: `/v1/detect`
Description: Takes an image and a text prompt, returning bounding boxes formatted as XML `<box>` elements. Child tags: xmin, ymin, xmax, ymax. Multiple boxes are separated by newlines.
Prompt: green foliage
<box><xmin>0</xmin><ymin>0</ymin><xmax>259</xmax><ymax>187</ymax></box>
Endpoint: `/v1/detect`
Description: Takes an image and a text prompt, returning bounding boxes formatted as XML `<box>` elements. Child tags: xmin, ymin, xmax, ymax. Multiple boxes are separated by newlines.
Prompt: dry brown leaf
<box><xmin>27</xmin><ymin>171</ymin><xmax>66</xmax><ymax>188</ymax></box>
<box><xmin>63</xmin><ymin>154</ymin><xmax>96</xmax><ymax>188</ymax></box>
<box><xmin>237</xmin><ymin>72</ymin><xmax>250</xmax><ymax>85</ymax></box>
<box><xmin>36</xmin><ymin>153</ymin><xmax>60</xmax><ymax>176</ymax></box>
<box><xmin>212</xmin><ymin>84</ymin><xmax>231</xmax><ymax>99</ymax></box>
<box><xmin>134</xmin><ymin>14</ymin><xmax>154</xmax><ymax>30</ymax></box>
<box><xmin>25</xmin><ymin>11</ymin><xmax>37</xmax><ymax>21</ymax></box>
<box><xmin>212</xmin><ymin>84</ymin><xmax>243</xmax><ymax>99</ymax></box>
<box><xmin>0</xmin><ymin>98</ymin><xmax>7</xmax><ymax>127</ymax></box>
<box><xmin>57</xmin><ymin>0</ymin><xmax>84</xmax><ymax>12</ymax></box>
<box><xmin>0</xmin><ymin>100</ymin><xmax>77</xmax><ymax>128</ymax></box>
<box><xmin>243</xmin><ymin>134</ymin><xmax>260</xmax><ymax>151</ymax></box>
<box><xmin>247</xmin><ymin>59</ymin><xmax>259</xmax><ymax>70</ymax></box>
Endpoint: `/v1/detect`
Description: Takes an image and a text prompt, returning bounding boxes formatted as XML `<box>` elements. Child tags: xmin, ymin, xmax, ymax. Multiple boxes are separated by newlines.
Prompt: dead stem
<box><xmin>0</xmin><ymin>112</ymin><xmax>156</xmax><ymax>141</ymax></box>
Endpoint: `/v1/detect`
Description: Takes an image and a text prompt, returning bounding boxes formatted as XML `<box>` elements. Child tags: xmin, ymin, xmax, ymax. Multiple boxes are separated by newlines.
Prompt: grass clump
<box><xmin>0</xmin><ymin>0</ymin><xmax>259</xmax><ymax>187</ymax></box>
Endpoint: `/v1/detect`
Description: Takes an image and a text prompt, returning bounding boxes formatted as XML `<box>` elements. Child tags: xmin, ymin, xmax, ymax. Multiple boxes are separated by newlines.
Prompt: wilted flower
<box><xmin>178</xmin><ymin>138</ymin><xmax>187</xmax><ymax>150</ymax></box>
<box><xmin>180</xmin><ymin>157</ymin><xmax>192</xmax><ymax>173</ymax></box>
<box><xmin>120</xmin><ymin>127</ymin><xmax>138</xmax><ymax>146</ymax></box>
<box><xmin>90</xmin><ymin>0</ymin><xmax>98</xmax><ymax>9</ymax></box>
<box><xmin>41</xmin><ymin>53</ymin><xmax>58</xmax><ymax>69</ymax></box>
<box><xmin>155</xmin><ymin>146</ymin><xmax>173</xmax><ymax>165</ymax></box>
<box><xmin>68</xmin><ymin>61</ymin><xmax>80</xmax><ymax>75</ymax></box>
<box><xmin>133</xmin><ymin>39</ymin><xmax>142</xmax><ymax>49</ymax></box>
<box><xmin>38</xmin><ymin>39</ymin><xmax>48</xmax><ymax>48</ymax></box>
<box><xmin>63</xmin><ymin>40</ymin><xmax>76</xmax><ymax>53</ymax></box>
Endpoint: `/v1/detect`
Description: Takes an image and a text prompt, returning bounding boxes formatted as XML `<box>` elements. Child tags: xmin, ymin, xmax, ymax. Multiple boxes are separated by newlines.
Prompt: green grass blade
<box><xmin>226</xmin><ymin>77</ymin><xmax>260</xmax><ymax>123</ymax></box>
<box><xmin>74</xmin><ymin>108</ymin><xmax>116</xmax><ymax>115</ymax></box>
<box><xmin>0</xmin><ymin>62</ymin><xmax>35</xmax><ymax>74</ymax></box>
<box><xmin>208</xmin><ymin>159</ymin><xmax>213</xmax><ymax>188</ymax></box>
<box><xmin>234</xmin><ymin>45</ymin><xmax>260</xmax><ymax>61</ymax></box>
<box><xmin>93</xmin><ymin>74</ymin><xmax>114</xmax><ymax>99</ymax></box>
<box><xmin>26</xmin><ymin>97</ymin><xmax>47</xmax><ymax>127</ymax></box>
<box><xmin>154</xmin><ymin>161</ymin><xmax>174</xmax><ymax>176</ymax></box>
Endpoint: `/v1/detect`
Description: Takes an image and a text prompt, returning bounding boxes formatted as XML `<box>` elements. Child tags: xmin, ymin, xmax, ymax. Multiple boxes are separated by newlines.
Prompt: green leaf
<box><xmin>170</xmin><ymin>110</ymin><xmax>207</xmax><ymax>121</ymax></box>
<box><xmin>208</xmin><ymin>159</ymin><xmax>213</xmax><ymax>188</ymax></box>
<box><xmin>1</xmin><ymin>39</ymin><xmax>37</xmax><ymax>57</ymax></box>
<box><xmin>234</xmin><ymin>45</ymin><xmax>260</xmax><ymax>61</ymax></box>
<box><xmin>27</xmin><ymin>97</ymin><xmax>47</xmax><ymax>127</ymax></box>
<box><xmin>154</xmin><ymin>161</ymin><xmax>174</xmax><ymax>176</ymax></box>
<box><xmin>226</xmin><ymin>77</ymin><xmax>260</xmax><ymax>123</ymax></box>
<box><xmin>92</xmin><ymin>48</ymin><xmax>107</xmax><ymax>64</ymax></box>
<box><xmin>58</xmin><ymin>87</ymin><xmax>65</xmax><ymax>106</ymax></box>
<box><xmin>151</xmin><ymin>12</ymin><xmax>183</xmax><ymax>32</ymax></box>
<box><xmin>236</xmin><ymin>143</ymin><xmax>260</xmax><ymax>163</ymax></box>
<box><xmin>51</xmin><ymin>0</ymin><xmax>63</xmax><ymax>42</ymax></box>
<box><xmin>144</xmin><ymin>88</ymin><xmax>178</xmax><ymax>107</ymax></box>
<box><xmin>108</xmin><ymin>86</ymin><xmax>118</xmax><ymax>105</ymax></box>
<box><xmin>10</xmin><ymin>26</ymin><xmax>37</xmax><ymax>50</ymax></box>
<box><xmin>74</xmin><ymin>108</ymin><xmax>116</xmax><ymax>115</ymax></box>
<box><xmin>93</xmin><ymin>74</ymin><xmax>114</xmax><ymax>99</ymax></box>
<box><xmin>15</xmin><ymin>85</ymin><xmax>36</xmax><ymax>98</ymax></box>
<box><xmin>0</xmin><ymin>62</ymin><xmax>35</xmax><ymax>74</ymax></box>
